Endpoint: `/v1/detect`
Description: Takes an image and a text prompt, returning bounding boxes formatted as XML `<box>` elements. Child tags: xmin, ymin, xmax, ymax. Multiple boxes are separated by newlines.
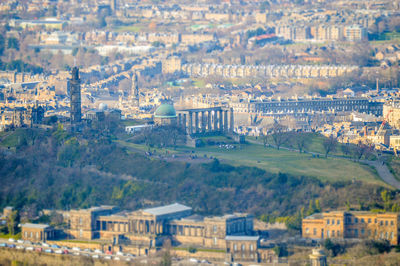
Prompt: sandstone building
<box><xmin>302</xmin><ymin>211</ymin><xmax>400</xmax><ymax>245</ymax></box>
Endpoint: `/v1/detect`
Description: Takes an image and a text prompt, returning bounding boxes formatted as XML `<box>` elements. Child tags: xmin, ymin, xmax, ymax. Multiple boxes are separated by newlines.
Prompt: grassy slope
<box><xmin>118</xmin><ymin>134</ymin><xmax>384</xmax><ymax>186</ymax></box>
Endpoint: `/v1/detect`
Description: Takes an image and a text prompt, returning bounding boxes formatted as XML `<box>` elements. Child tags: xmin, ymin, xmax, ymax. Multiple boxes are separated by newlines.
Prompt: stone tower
<box><xmin>131</xmin><ymin>72</ymin><xmax>139</xmax><ymax>106</ymax></box>
<box><xmin>70</xmin><ymin>67</ymin><xmax>81</xmax><ymax>124</ymax></box>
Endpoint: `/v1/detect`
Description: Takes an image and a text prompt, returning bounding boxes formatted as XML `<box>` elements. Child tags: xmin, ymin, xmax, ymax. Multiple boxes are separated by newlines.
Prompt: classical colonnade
<box><xmin>98</xmin><ymin>219</ymin><xmax>164</xmax><ymax>235</ymax></box>
<box><xmin>177</xmin><ymin>107</ymin><xmax>234</xmax><ymax>135</ymax></box>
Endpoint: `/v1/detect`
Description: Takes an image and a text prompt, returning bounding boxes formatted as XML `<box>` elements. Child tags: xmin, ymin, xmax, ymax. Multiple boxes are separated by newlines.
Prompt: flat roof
<box><xmin>225</xmin><ymin>235</ymin><xmax>259</xmax><ymax>241</ymax></box>
<box><xmin>21</xmin><ymin>223</ymin><xmax>51</xmax><ymax>229</ymax></box>
<box><xmin>143</xmin><ymin>203</ymin><xmax>191</xmax><ymax>216</ymax></box>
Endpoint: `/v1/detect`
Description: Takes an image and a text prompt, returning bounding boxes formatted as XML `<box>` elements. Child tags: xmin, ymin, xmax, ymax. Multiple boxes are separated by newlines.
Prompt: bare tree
<box><xmin>294</xmin><ymin>132</ymin><xmax>309</xmax><ymax>153</ymax></box>
<box><xmin>270</xmin><ymin>121</ymin><xmax>290</xmax><ymax>150</ymax></box>
<box><xmin>323</xmin><ymin>135</ymin><xmax>337</xmax><ymax>158</ymax></box>
<box><xmin>352</xmin><ymin>141</ymin><xmax>373</xmax><ymax>161</ymax></box>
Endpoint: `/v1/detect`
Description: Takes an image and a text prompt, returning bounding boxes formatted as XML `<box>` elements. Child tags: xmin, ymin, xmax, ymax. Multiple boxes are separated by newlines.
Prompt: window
<box><xmin>368</xmin><ymin>230</ymin><xmax>371</xmax><ymax>236</ymax></box>
<box><xmin>385</xmin><ymin>232</ymin><xmax>388</xmax><ymax>239</ymax></box>
<box><xmin>36</xmin><ymin>232</ymin><xmax>39</xmax><ymax>239</ymax></box>
<box><xmin>375</xmin><ymin>219</ymin><xmax>377</xmax><ymax>223</ymax></box>
<box><xmin>214</xmin><ymin>237</ymin><xmax>217</xmax><ymax>245</ymax></box>
<box><xmin>24</xmin><ymin>232</ymin><xmax>27</xmax><ymax>238</ymax></box>
<box><xmin>332</xmin><ymin>230</ymin><xmax>335</xmax><ymax>237</ymax></box>
<box><xmin>337</xmin><ymin>231</ymin><xmax>340</xmax><ymax>237</ymax></box>
<box><xmin>391</xmin><ymin>232</ymin><xmax>394</xmax><ymax>239</ymax></box>
<box><xmin>355</xmin><ymin>218</ymin><xmax>358</xmax><ymax>223</ymax></box>
<box><xmin>380</xmin><ymin>232</ymin><xmax>383</xmax><ymax>239</ymax></box>
<box><xmin>241</xmin><ymin>244</ymin><xmax>245</xmax><ymax>251</ymax></box>
<box><xmin>368</xmin><ymin>218</ymin><xmax>371</xmax><ymax>223</ymax></box>
<box><xmin>30</xmin><ymin>232</ymin><xmax>33</xmax><ymax>238</ymax></box>
<box><xmin>313</xmin><ymin>228</ymin><xmax>317</xmax><ymax>235</ymax></box>
<box><xmin>361</xmin><ymin>218</ymin><xmax>364</xmax><ymax>223</ymax></box>
<box><xmin>234</xmin><ymin>244</ymin><xmax>237</xmax><ymax>251</ymax></box>
<box><xmin>327</xmin><ymin>230</ymin><xmax>330</xmax><ymax>237</ymax></box>
<box><xmin>391</xmin><ymin>221</ymin><xmax>394</xmax><ymax>226</ymax></box>
<box><xmin>361</xmin><ymin>229</ymin><xmax>365</xmax><ymax>235</ymax></box>
<box><xmin>213</xmin><ymin>225</ymin><xmax>217</xmax><ymax>233</ymax></box>
<box><xmin>79</xmin><ymin>217</ymin><xmax>83</xmax><ymax>225</ymax></box>
<box><xmin>250</xmin><ymin>244</ymin><xmax>254</xmax><ymax>251</ymax></box>
<box><xmin>332</xmin><ymin>219</ymin><xmax>335</xmax><ymax>225</ymax></box>
<box><xmin>306</xmin><ymin>228</ymin><xmax>309</xmax><ymax>234</ymax></box>
<box><xmin>337</xmin><ymin>220</ymin><xmax>340</xmax><ymax>225</ymax></box>
<box><xmin>385</xmin><ymin>221</ymin><xmax>388</xmax><ymax>226</ymax></box>
<box><xmin>354</xmin><ymin>229</ymin><xmax>358</xmax><ymax>237</ymax></box>
<box><xmin>380</xmin><ymin>221</ymin><xmax>383</xmax><ymax>226</ymax></box>
<box><xmin>327</xmin><ymin>219</ymin><xmax>330</xmax><ymax>225</ymax></box>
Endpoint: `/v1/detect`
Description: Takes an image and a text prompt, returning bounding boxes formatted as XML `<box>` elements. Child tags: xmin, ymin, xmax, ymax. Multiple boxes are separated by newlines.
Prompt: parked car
<box><xmin>17</xmin><ymin>240</ymin><xmax>24</xmax><ymax>244</ymax></box>
<box><xmin>26</xmin><ymin>246</ymin><xmax>34</xmax><ymax>251</ymax></box>
<box><xmin>92</xmin><ymin>254</ymin><xmax>99</xmax><ymax>259</ymax></box>
<box><xmin>35</xmin><ymin>247</ymin><xmax>43</xmax><ymax>252</ymax></box>
<box><xmin>72</xmin><ymin>247</ymin><xmax>81</xmax><ymax>251</ymax></box>
<box><xmin>116</xmin><ymin>251</ymin><xmax>124</xmax><ymax>256</ymax></box>
<box><xmin>42</xmin><ymin>243</ymin><xmax>50</xmax><ymax>247</ymax></box>
<box><xmin>55</xmin><ymin>249</ymin><xmax>63</xmax><ymax>254</ymax></box>
<box><xmin>94</xmin><ymin>249</ymin><xmax>103</xmax><ymax>254</ymax></box>
<box><xmin>83</xmin><ymin>248</ymin><xmax>92</xmax><ymax>252</ymax></box>
<box><xmin>44</xmin><ymin>249</ymin><xmax>53</xmax><ymax>253</ymax></box>
<box><xmin>16</xmin><ymin>245</ymin><xmax>24</xmax><ymax>250</ymax></box>
<box><xmin>63</xmin><ymin>250</ymin><xmax>69</xmax><ymax>254</ymax></box>
<box><xmin>104</xmin><ymin>256</ymin><xmax>112</xmax><ymax>260</ymax></box>
<box><xmin>7</xmin><ymin>244</ymin><xmax>16</xmax><ymax>248</ymax></box>
<box><xmin>114</xmin><ymin>256</ymin><xmax>120</xmax><ymax>261</ymax></box>
<box><xmin>8</xmin><ymin>238</ymin><xmax>15</xmax><ymax>243</ymax></box>
<box><xmin>125</xmin><ymin>258</ymin><xmax>132</xmax><ymax>262</ymax></box>
<box><xmin>0</xmin><ymin>243</ymin><xmax>7</xmax><ymax>247</ymax></box>
<box><xmin>51</xmin><ymin>244</ymin><xmax>60</xmax><ymax>249</ymax></box>
<box><xmin>105</xmin><ymin>250</ymin><xmax>113</xmax><ymax>255</ymax></box>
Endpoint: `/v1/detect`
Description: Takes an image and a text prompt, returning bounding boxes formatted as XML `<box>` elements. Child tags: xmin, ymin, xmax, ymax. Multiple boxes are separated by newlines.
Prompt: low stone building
<box><xmin>21</xmin><ymin>223</ymin><xmax>55</xmax><ymax>242</ymax></box>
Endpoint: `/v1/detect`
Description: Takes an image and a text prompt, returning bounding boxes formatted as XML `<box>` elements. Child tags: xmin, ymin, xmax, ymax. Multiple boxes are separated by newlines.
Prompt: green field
<box><xmin>113</xmin><ymin>25</ymin><xmax>142</xmax><ymax>32</ymax></box>
<box><xmin>118</xmin><ymin>136</ymin><xmax>385</xmax><ymax>186</ymax></box>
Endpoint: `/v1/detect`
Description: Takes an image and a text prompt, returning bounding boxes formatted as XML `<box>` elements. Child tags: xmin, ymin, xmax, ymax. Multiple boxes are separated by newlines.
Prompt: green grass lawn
<box><xmin>113</xmin><ymin>25</ymin><xmax>142</xmax><ymax>32</ymax></box>
<box><xmin>176</xmin><ymin>143</ymin><xmax>383</xmax><ymax>185</ymax></box>
<box><xmin>117</xmin><ymin>135</ymin><xmax>384</xmax><ymax>186</ymax></box>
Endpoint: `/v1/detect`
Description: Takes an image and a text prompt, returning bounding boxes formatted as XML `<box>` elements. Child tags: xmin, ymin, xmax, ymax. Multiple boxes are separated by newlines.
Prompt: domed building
<box><xmin>154</xmin><ymin>103</ymin><xmax>177</xmax><ymax>126</ymax></box>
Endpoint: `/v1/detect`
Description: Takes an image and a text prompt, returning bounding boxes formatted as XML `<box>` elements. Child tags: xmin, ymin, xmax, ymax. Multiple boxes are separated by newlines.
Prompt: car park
<box><xmin>17</xmin><ymin>240</ymin><xmax>24</xmax><ymax>244</ymax></box>
<box><xmin>94</xmin><ymin>249</ymin><xmax>103</xmax><ymax>254</ymax></box>
<box><xmin>116</xmin><ymin>251</ymin><xmax>124</xmax><ymax>256</ymax></box>
<box><xmin>7</xmin><ymin>244</ymin><xmax>16</xmax><ymax>248</ymax></box>
<box><xmin>0</xmin><ymin>243</ymin><xmax>7</xmax><ymax>247</ymax></box>
<box><xmin>72</xmin><ymin>247</ymin><xmax>81</xmax><ymax>251</ymax></box>
<box><xmin>114</xmin><ymin>256</ymin><xmax>120</xmax><ymax>260</ymax></box>
<box><xmin>104</xmin><ymin>256</ymin><xmax>112</xmax><ymax>260</ymax></box>
<box><xmin>35</xmin><ymin>247</ymin><xmax>43</xmax><ymax>252</ymax></box>
<box><xmin>51</xmin><ymin>244</ymin><xmax>60</xmax><ymax>249</ymax></box>
<box><xmin>42</xmin><ymin>243</ymin><xmax>50</xmax><ymax>247</ymax></box>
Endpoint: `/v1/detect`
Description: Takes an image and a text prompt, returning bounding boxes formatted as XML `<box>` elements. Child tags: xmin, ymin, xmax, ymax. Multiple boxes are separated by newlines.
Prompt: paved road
<box><xmin>248</xmin><ymin>139</ymin><xmax>400</xmax><ymax>189</ymax></box>
<box><xmin>361</xmin><ymin>160</ymin><xmax>400</xmax><ymax>189</ymax></box>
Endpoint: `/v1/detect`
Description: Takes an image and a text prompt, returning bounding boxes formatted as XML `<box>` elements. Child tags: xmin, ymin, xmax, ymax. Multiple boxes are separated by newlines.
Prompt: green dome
<box><xmin>154</xmin><ymin>104</ymin><xmax>177</xmax><ymax>118</ymax></box>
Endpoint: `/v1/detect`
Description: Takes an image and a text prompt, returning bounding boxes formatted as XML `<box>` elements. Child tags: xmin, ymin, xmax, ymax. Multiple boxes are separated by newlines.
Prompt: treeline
<box><xmin>0</xmin><ymin>127</ymin><xmax>397</xmax><ymax>225</ymax></box>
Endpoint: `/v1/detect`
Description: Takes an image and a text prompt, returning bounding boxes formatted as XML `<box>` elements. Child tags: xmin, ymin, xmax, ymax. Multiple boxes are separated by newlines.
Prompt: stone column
<box><xmin>178</xmin><ymin>113</ymin><xmax>182</xmax><ymax>127</ymax></box>
<box><xmin>183</xmin><ymin>113</ymin><xmax>187</xmax><ymax>133</ymax></box>
<box><xmin>188</xmin><ymin>112</ymin><xmax>193</xmax><ymax>135</ymax></box>
<box><xmin>224</xmin><ymin>110</ymin><xmax>228</xmax><ymax>133</ymax></box>
<box><xmin>201</xmin><ymin>111</ymin><xmax>206</xmax><ymax>133</ymax></box>
<box><xmin>208</xmin><ymin>111</ymin><xmax>212</xmax><ymax>132</ymax></box>
<box><xmin>219</xmin><ymin>110</ymin><xmax>223</xmax><ymax>132</ymax></box>
<box><xmin>195</xmin><ymin>111</ymin><xmax>199</xmax><ymax>133</ymax></box>
<box><xmin>213</xmin><ymin>110</ymin><xmax>218</xmax><ymax>131</ymax></box>
<box><xmin>229</xmin><ymin>108</ymin><xmax>234</xmax><ymax>134</ymax></box>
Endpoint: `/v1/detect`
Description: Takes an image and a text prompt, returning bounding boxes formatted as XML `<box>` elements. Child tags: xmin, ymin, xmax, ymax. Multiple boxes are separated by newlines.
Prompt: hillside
<box><xmin>0</xmin><ymin>127</ymin><xmax>398</xmax><ymax>220</ymax></box>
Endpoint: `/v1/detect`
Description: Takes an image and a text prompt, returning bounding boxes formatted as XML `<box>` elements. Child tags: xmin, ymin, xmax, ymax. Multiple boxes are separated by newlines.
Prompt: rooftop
<box><xmin>225</xmin><ymin>235</ymin><xmax>259</xmax><ymax>241</ymax></box>
<box><xmin>143</xmin><ymin>203</ymin><xmax>192</xmax><ymax>216</ymax></box>
<box><xmin>21</xmin><ymin>223</ymin><xmax>51</xmax><ymax>229</ymax></box>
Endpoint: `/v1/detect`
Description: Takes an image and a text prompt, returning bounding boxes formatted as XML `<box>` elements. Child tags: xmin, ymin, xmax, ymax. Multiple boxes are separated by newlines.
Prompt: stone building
<box><xmin>62</xmin><ymin>203</ymin><xmax>271</xmax><ymax>263</ymax></box>
<box><xmin>302</xmin><ymin>211</ymin><xmax>400</xmax><ymax>245</ymax></box>
<box><xmin>153</xmin><ymin>103</ymin><xmax>177</xmax><ymax>126</ymax></box>
<box><xmin>21</xmin><ymin>223</ymin><xmax>55</xmax><ymax>242</ymax></box>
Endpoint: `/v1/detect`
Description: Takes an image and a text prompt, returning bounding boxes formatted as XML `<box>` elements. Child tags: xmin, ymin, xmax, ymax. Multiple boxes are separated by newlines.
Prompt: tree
<box><xmin>352</xmin><ymin>141</ymin><xmax>373</xmax><ymax>161</ymax></box>
<box><xmin>270</xmin><ymin>121</ymin><xmax>289</xmax><ymax>150</ymax></box>
<box><xmin>160</xmin><ymin>239</ymin><xmax>172</xmax><ymax>266</ymax></box>
<box><xmin>7</xmin><ymin>210</ymin><xmax>18</xmax><ymax>236</ymax></box>
<box><xmin>294</xmin><ymin>132</ymin><xmax>309</xmax><ymax>153</ymax></box>
<box><xmin>323</xmin><ymin>135</ymin><xmax>337</xmax><ymax>158</ymax></box>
